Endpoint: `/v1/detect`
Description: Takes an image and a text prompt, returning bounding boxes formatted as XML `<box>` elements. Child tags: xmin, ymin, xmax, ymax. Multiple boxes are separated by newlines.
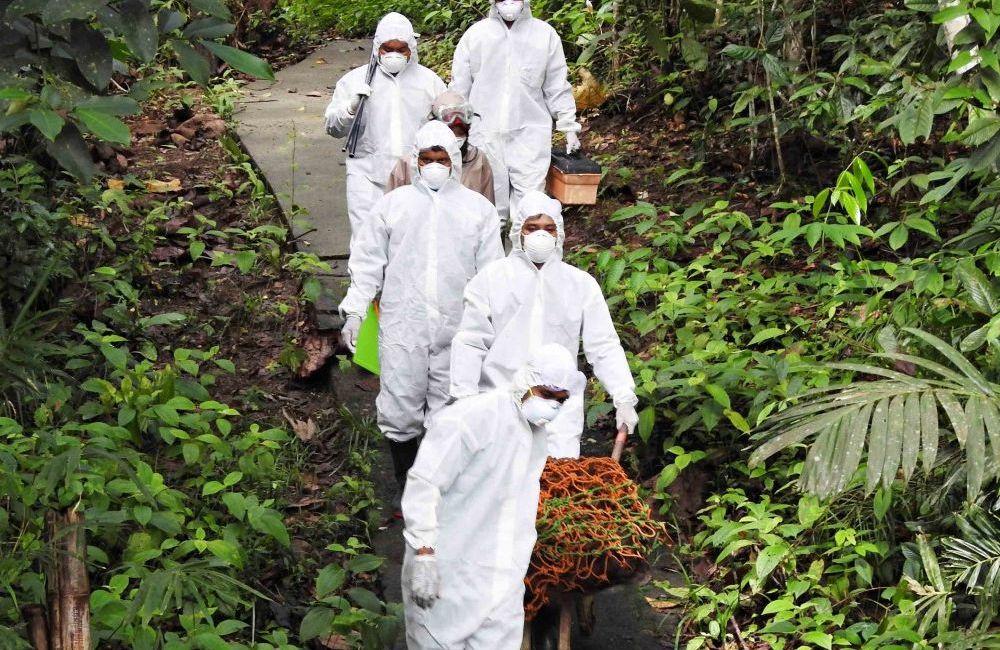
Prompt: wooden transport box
<box><xmin>546</xmin><ymin>151</ymin><xmax>602</xmax><ymax>205</ymax></box>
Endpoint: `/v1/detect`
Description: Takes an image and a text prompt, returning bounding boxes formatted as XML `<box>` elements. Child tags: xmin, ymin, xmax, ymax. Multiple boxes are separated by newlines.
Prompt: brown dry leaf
<box><xmin>644</xmin><ymin>597</ymin><xmax>680</xmax><ymax>611</ymax></box>
<box><xmin>146</xmin><ymin>178</ymin><xmax>182</xmax><ymax>193</ymax></box>
<box><xmin>297</xmin><ymin>334</ymin><xmax>335</xmax><ymax>379</ymax></box>
<box><xmin>314</xmin><ymin>58</ymin><xmax>328</xmax><ymax>65</ymax></box>
<box><xmin>288</xmin><ymin>495</ymin><xmax>325</xmax><ymax>508</ymax></box>
<box><xmin>573</xmin><ymin>68</ymin><xmax>609</xmax><ymax>111</ymax></box>
<box><xmin>318</xmin><ymin>634</ymin><xmax>351</xmax><ymax>650</ymax></box>
<box><xmin>282</xmin><ymin>408</ymin><xmax>317</xmax><ymax>442</ymax></box>
<box><xmin>68</xmin><ymin>214</ymin><xmax>95</xmax><ymax>229</ymax></box>
<box><xmin>107</xmin><ymin>178</ymin><xmax>126</xmax><ymax>191</ymax></box>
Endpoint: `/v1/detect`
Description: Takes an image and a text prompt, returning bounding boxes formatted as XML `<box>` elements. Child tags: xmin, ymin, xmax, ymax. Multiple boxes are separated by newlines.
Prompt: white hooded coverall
<box><xmin>325</xmin><ymin>13</ymin><xmax>446</xmax><ymax>236</ymax></box>
<box><xmin>401</xmin><ymin>344</ymin><xmax>579</xmax><ymax>649</ymax></box>
<box><xmin>339</xmin><ymin>122</ymin><xmax>503</xmax><ymax>442</ymax></box>
<box><xmin>450</xmin><ymin>1</ymin><xmax>580</xmax><ymax>220</ymax></box>
<box><xmin>449</xmin><ymin>191</ymin><xmax>636</xmax><ymax>458</ymax></box>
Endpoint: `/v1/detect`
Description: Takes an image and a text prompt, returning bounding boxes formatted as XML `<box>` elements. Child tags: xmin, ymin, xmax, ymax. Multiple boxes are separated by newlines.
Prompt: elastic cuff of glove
<box><xmin>612</xmin><ymin>393</ymin><xmax>638</xmax><ymax>408</ymax></box>
<box><xmin>556</xmin><ymin>118</ymin><xmax>582</xmax><ymax>134</ymax></box>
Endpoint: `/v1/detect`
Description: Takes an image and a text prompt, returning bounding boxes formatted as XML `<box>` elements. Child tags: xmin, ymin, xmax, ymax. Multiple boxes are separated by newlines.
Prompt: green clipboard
<box><xmin>352</xmin><ymin>302</ymin><xmax>380</xmax><ymax>375</ymax></box>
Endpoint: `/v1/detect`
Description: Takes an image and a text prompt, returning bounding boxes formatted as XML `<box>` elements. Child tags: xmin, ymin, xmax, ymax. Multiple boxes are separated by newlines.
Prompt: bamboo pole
<box><xmin>21</xmin><ymin>605</ymin><xmax>48</xmax><ymax>650</ymax></box>
<box><xmin>46</xmin><ymin>509</ymin><xmax>90</xmax><ymax>650</ymax></box>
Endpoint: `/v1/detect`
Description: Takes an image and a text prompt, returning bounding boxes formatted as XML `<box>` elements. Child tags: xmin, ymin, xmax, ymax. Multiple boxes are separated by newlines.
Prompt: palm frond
<box><xmin>942</xmin><ymin>508</ymin><xmax>1000</xmax><ymax>630</ymax></box>
<box><xmin>751</xmin><ymin>328</ymin><xmax>999</xmax><ymax>500</ymax></box>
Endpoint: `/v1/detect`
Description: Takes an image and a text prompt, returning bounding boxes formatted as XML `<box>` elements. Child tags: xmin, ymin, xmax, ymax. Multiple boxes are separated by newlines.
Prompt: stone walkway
<box><xmin>235</xmin><ymin>39</ymin><xmax>369</xmax><ymax>330</ymax></box>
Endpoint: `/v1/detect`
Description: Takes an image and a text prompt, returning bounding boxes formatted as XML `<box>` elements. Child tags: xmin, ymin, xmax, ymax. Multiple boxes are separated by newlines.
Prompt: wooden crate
<box><xmin>546</xmin><ymin>166</ymin><xmax>601</xmax><ymax>205</ymax></box>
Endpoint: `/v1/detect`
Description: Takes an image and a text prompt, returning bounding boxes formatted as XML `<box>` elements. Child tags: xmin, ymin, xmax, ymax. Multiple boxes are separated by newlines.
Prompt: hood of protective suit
<box><xmin>410</xmin><ymin>121</ymin><xmax>463</xmax><ymax>191</ymax></box>
<box><xmin>373</xmin><ymin>12</ymin><xmax>420</xmax><ymax>66</ymax></box>
<box><xmin>510</xmin><ymin>190</ymin><xmax>565</xmax><ymax>257</ymax></box>
<box><xmin>510</xmin><ymin>343</ymin><xmax>577</xmax><ymax>401</ymax></box>
<box><xmin>431</xmin><ymin>89</ymin><xmax>473</xmax><ymax>120</ymax></box>
<box><xmin>489</xmin><ymin>0</ymin><xmax>533</xmax><ymax>25</ymax></box>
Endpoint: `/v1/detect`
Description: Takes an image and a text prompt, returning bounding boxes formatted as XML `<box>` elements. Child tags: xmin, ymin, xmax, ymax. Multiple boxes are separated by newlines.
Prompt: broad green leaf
<box><xmin>801</xmin><ymin>632</ymin><xmax>833</xmax><ymax>650</ymax></box>
<box><xmin>866</xmin><ymin>398</ymin><xmax>889</xmax><ymax>493</ymax></box>
<box><xmin>45</xmin><ymin>125</ymin><xmax>97</xmax><ymax>182</ymax></box>
<box><xmin>29</xmin><ymin>108</ymin><xmax>64</xmax><ymax>141</ymax></box>
<box><xmin>915</xmin><ymin>94</ymin><xmax>935</xmax><ymax>142</ymax></box>
<box><xmin>752</xmin><ymin>404</ymin><xmax>861</xmax><ymax>466</ymax></box>
<box><xmin>753</xmin><ymin>542</ymin><xmax>789</xmax><ymax>588</ymax></box>
<box><xmin>316</xmin><ymin>565</ymin><xmax>346</xmax><ymax>598</ymax></box>
<box><xmin>347</xmin><ymin>587</ymin><xmax>384</xmax><ymax>613</ymax></box>
<box><xmin>881</xmin><ymin>395</ymin><xmax>904</xmax><ymax>489</ymax></box>
<box><xmin>836</xmin><ymin>402</ymin><xmax>873</xmax><ymax>494</ymax></box>
<box><xmin>117</xmin><ymin>0</ymin><xmax>158</xmax><ymax>62</ymax></box>
<box><xmin>71</xmin><ymin>22</ymin><xmax>113</xmax><ymax>90</ymax></box>
<box><xmin>74</xmin><ymin>108</ymin><xmax>131</xmax><ymax>145</ymax></box>
<box><xmin>173</xmin><ymin>40</ymin><xmax>212</xmax><ymax>85</ymax></box>
<box><xmin>966</xmin><ymin>397</ymin><xmax>986</xmax><ymax>499</ymax></box>
<box><xmin>982</xmin><ymin>399</ymin><xmax>1000</xmax><ymax>464</ymax></box>
<box><xmin>248</xmin><ymin>507</ymin><xmax>290</xmax><ymax>547</ymax></box>
<box><xmin>202</xmin><ymin>481</ymin><xmax>225</xmax><ymax>495</ymax></box>
<box><xmin>190</xmin><ymin>0</ymin><xmax>232</xmax><ymax>19</ymax></box>
<box><xmin>347</xmin><ymin>554</ymin><xmax>383</xmax><ymax>573</ymax></box>
<box><xmin>206</xmin><ymin>539</ymin><xmax>242</xmax><ymax>567</ymax></box>
<box><xmin>937</xmin><ymin>391</ymin><xmax>969</xmax><ymax>446</ymax></box>
<box><xmin>901</xmin><ymin>392</ymin><xmax>921</xmax><ymax>481</ymax></box>
<box><xmin>905</xmin><ymin>328</ymin><xmax>993</xmax><ymax>393</ymax></box>
<box><xmin>898</xmin><ymin>104</ymin><xmax>917</xmax><ymax>145</ymax></box>
<box><xmin>954</xmin><ymin>258</ymin><xmax>1000</xmax><ymax>315</ymax></box>
<box><xmin>200</xmin><ymin>40</ymin><xmax>274</xmax><ymax>81</ymax></box>
<box><xmin>749</xmin><ymin>327</ymin><xmax>784</xmax><ymax>345</ymax></box>
<box><xmin>183</xmin><ymin>17</ymin><xmax>235</xmax><ymax>40</ymax></box>
<box><xmin>704</xmin><ymin>383</ymin><xmax>730</xmax><ymax>409</ymax></box>
<box><xmin>299</xmin><ymin>607</ymin><xmax>332</xmax><ymax>641</ymax></box>
<box><xmin>637</xmin><ymin>406</ymin><xmax>655</xmax><ymax>443</ymax></box>
<box><xmin>75</xmin><ymin>95</ymin><xmax>141</xmax><ymax>116</ymax></box>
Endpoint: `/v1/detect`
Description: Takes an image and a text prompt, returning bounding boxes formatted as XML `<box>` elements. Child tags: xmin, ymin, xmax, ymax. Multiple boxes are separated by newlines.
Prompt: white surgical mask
<box><xmin>497</xmin><ymin>0</ymin><xmax>524</xmax><ymax>21</ymax></box>
<box><xmin>379</xmin><ymin>51</ymin><xmax>408</xmax><ymax>74</ymax></box>
<box><xmin>419</xmin><ymin>162</ymin><xmax>451</xmax><ymax>190</ymax></box>
<box><xmin>521</xmin><ymin>396</ymin><xmax>561</xmax><ymax>426</ymax></box>
<box><xmin>523</xmin><ymin>230</ymin><xmax>556</xmax><ymax>263</ymax></box>
<box><xmin>455</xmin><ymin>136</ymin><xmax>467</xmax><ymax>149</ymax></box>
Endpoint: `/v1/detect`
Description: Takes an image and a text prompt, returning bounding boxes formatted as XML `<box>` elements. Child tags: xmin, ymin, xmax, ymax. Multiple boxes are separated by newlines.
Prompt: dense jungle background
<box><xmin>6</xmin><ymin>0</ymin><xmax>1000</xmax><ymax>647</ymax></box>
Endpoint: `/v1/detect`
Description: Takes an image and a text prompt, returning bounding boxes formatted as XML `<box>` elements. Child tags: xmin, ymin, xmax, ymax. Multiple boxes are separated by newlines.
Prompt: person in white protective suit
<box><xmin>401</xmin><ymin>343</ymin><xmax>579</xmax><ymax>650</ymax></box>
<box><xmin>451</xmin><ymin>0</ymin><xmax>581</xmax><ymax>221</ymax></box>
<box><xmin>338</xmin><ymin>121</ymin><xmax>503</xmax><ymax>500</ymax></box>
<box><xmin>324</xmin><ymin>13</ymin><xmax>446</xmax><ymax>237</ymax></box>
<box><xmin>449</xmin><ymin>191</ymin><xmax>638</xmax><ymax>458</ymax></box>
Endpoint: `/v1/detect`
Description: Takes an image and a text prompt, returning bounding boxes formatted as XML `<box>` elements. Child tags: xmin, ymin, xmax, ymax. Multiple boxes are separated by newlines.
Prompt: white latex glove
<box><xmin>410</xmin><ymin>554</ymin><xmax>440</xmax><ymax>609</ymax></box>
<box><xmin>341</xmin><ymin>316</ymin><xmax>361</xmax><ymax>353</ymax></box>
<box><xmin>565</xmin><ymin>131</ymin><xmax>581</xmax><ymax>155</ymax></box>
<box><xmin>347</xmin><ymin>82</ymin><xmax>373</xmax><ymax>115</ymax></box>
<box><xmin>615</xmin><ymin>402</ymin><xmax>639</xmax><ymax>436</ymax></box>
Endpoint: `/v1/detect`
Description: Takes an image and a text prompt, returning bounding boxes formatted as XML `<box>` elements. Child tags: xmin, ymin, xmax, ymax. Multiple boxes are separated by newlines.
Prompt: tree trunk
<box><xmin>21</xmin><ymin>605</ymin><xmax>49</xmax><ymax>650</ymax></box>
<box><xmin>46</xmin><ymin>509</ymin><xmax>90</xmax><ymax>650</ymax></box>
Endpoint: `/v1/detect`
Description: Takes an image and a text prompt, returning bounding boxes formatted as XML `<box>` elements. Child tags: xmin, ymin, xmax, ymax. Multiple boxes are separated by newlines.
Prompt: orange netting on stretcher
<box><xmin>524</xmin><ymin>456</ymin><xmax>667</xmax><ymax>620</ymax></box>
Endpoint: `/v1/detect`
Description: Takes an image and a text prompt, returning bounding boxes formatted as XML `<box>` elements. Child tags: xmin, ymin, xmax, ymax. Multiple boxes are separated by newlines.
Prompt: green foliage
<box><xmin>0</xmin><ymin>0</ymin><xmax>274</xmax><ymax>180</ymax></box>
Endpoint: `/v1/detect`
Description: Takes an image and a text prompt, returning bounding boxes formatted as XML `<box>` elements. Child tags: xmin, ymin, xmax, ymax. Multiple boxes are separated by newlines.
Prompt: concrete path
<box><xmin>235</xmin><ymin>39</ymin><xmax>369</xmax><ymax>330</ymax></box>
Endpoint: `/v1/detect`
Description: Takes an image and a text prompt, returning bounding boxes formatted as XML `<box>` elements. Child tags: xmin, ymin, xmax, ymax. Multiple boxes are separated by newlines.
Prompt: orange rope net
<box><xmin>525</xmin><ymin>456</ymin><xmax>667</xmax><ymax>620</ymax></box>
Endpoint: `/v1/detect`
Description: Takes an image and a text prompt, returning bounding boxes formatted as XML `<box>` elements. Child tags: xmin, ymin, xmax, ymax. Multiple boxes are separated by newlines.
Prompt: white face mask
<box><xmin>419</xmin><ymin>162</ymin><xmax>451</xmax><ymax>190</ymax></box>
<box><xmin>521</xmin><ymin>395</ymin><xmax>561</xmax><ymax>426</ymax></box>
<box><xmin>523</xmin><ymin>230</ymin><xmax>556</xmax><ymax>263</ymax></box>
<box><xmin>497</xmin><ymin>0</ymin><xmax>524</xmax><ymax>21</ymax></box>
<box><xmin>379</xmin><ymin>51</ymin><xmax>408</xmax><ymax>74</ymax></box>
